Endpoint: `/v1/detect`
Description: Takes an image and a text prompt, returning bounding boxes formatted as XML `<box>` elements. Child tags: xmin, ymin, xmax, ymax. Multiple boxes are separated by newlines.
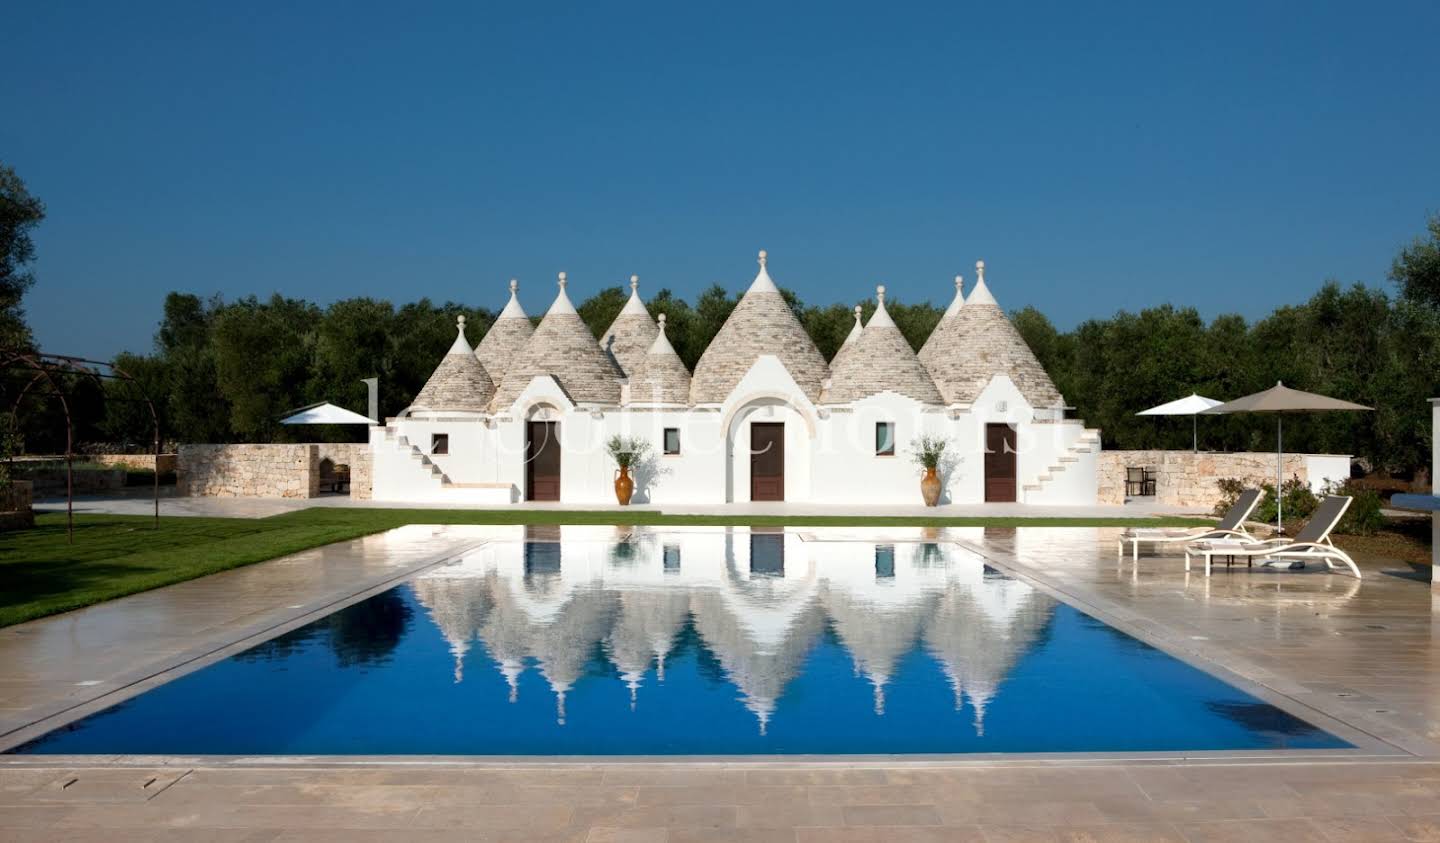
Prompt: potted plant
<box><xmin>910</xmin><ymin>434</ymin><xmax>947</xmax><ymax>507</ymax></box>
<box><xmin>606</xmin><ymin>435</ymin><xmax>650</xmax><ymax>506</ymax></box>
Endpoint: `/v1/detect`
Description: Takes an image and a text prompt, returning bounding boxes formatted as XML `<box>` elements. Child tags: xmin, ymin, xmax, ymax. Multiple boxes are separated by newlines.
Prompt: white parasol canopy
<box><xmin>1136</xmin><ymin>393</ymin><xmax>1224</xmax><ymax>452</ymax></box>
<box><xmin>280</xmin><ymin>402</ymin><xmax>376</xmax><ymax>425</ymax></box>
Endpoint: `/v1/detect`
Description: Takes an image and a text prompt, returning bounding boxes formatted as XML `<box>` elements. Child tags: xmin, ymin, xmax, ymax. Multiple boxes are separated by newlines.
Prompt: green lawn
<box><xmin>1</xmin><ymin>508</ymin><xmax>1209</xmax><ymax>628</ymax></box>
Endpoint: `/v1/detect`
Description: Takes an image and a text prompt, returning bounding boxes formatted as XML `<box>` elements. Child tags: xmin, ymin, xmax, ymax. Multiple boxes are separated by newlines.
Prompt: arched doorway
<box><xmin>723</xmin><ymin>396</ymin><xmax>814</xmax><ymax>503</ymax></box>
<box><xmin>525</xmin><ymin>404</ymin><xmax>562</xmax><ymax>502</ymax></box>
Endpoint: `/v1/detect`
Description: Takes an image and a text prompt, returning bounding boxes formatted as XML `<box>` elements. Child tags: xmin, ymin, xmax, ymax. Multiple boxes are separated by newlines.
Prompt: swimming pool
<box><xmin>15</xmin><ymin>529</ymin><xmax>1348</xmax><ymax>755</ymax></box>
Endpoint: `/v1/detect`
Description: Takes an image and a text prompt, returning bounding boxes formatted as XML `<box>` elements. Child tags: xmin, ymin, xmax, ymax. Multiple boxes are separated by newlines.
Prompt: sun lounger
<box><xmin>1185</xmin><ymin>495</ymin><xmax>1359</xmax><ymax>579</ymax></box>
<box><xmin>1117</xmin><ymin>488</ymin><xmax>1262</xmax><ymax>562</ymax></box>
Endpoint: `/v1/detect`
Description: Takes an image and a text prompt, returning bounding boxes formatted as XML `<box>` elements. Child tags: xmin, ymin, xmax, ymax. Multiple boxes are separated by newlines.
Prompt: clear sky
<box><xmin>7</xmin><ymin>1</ymin><xmax>1439</xmax><ymax>360</ymax></box>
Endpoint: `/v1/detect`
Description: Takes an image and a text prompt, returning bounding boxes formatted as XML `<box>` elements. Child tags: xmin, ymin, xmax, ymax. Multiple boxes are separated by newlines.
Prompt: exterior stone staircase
<box><xmin>1022</xmin><ymin>425</ymin><xmax>1101</xmax><ymax>503</ymax></box>
<box><xmin>371</xmin><ymin>426</ymin><xmax>515</xmax><ymax>504</ymax></box>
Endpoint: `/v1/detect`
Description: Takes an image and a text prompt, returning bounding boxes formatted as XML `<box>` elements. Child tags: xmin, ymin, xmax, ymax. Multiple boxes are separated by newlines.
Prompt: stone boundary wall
<box><xmin>177</xmin><ymin>444</ymin><xmax>373</xmax><ymax>500</ymax></box>
<box><xmin>1098</xmin><ymin>450</ymin><xmax>1337</xmax><ymax>508</ymax></box>
<box><xmin>90</xmin><ymin>454</ymin><xmax>178</xmax><ymax>474</ymax></box>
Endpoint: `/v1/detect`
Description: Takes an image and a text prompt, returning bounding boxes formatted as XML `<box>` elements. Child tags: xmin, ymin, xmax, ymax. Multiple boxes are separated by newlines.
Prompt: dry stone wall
<box><xmin>178</xmin><ymin>444</ymin><xmax>373</xmax><ymax>500</ymax></box>
<box><xmin>1098</xmin><ymin>450</ymin><xmax>1313</xmax><ymax>508</ymax></box>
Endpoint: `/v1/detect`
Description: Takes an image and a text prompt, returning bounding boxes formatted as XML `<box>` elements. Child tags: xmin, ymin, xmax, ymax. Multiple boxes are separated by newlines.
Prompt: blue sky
<box><xmin>7</xmin><ymin>1</ymin><xmax>1439</xmax><ymax>359</ymax></box>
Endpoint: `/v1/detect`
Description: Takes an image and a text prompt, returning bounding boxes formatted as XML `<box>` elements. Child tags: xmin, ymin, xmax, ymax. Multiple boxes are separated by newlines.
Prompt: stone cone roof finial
<box><xmin>476</xmin><ymin>278</ymin><xmax>534</xmax><ymax>383</ymax></box>
<box><xmin>689</xmin><ymin>248</ymin><xmax>829</xmax><ymax>403</ymax></box>
<box><xmin>919</xmin><ymin>273</ymin><xmax>967</xmax><ymax>366</ymax></box>
<box><xmin>626</xmin><ymin>311</ymin><xmax>691</xmax><ymax>405</ymax></box>
<box><xmin>821</xmin><ymin>281</ymin><xmax>941</xmax><ymax>405</ymax></box>
<box><xmin>602</xmin><ymin>272</ymin><xmax>659</xmax><ymax>376</ymax></box>
<box><xmin>491</xmin><ymin>270</ymin><xmax>626</xmax><ymax>407</ymax></box>
<box><xmin>922</xmin><ymin>259</ymin><xmax>1061</xmax><ymax>407</ymax></box>
<box><xmin>410</xmin><ymin>310</ymin><xmax>495</xmax><ymax>413</ymax></box>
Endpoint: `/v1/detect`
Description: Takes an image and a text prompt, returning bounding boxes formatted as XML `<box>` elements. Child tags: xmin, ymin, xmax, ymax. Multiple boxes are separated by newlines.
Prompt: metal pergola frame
<box><xmin>1</xmin><ymin>350</ymin><xmax>162</xmax><ymax>542</ymax></box>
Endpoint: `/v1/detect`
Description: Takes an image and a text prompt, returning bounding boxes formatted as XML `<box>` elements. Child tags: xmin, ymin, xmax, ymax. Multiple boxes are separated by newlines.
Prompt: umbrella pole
<box><xmin>1193</xmin><ymin>415</ymin><xmax>1198</xmax><ymax>453</ymax></box>
<box><xmin>1276</xmin><ymin>415</ymin><xmax>1284</xmax><ymax>535</ymax></box>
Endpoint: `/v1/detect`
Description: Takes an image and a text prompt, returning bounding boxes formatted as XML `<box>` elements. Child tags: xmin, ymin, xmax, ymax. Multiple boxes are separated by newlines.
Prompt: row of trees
<box><xmin>4</xmin><ymin>158</ymin><xmax>1439</xmax><ymax>475</ymax></box>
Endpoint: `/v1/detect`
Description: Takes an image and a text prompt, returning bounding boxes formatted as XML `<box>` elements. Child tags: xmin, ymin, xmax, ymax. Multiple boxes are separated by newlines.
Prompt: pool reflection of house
<box><xmin>410</xmin><ymin>528</ymin><xmax>1056</xmax><ymax>732</ymax></box>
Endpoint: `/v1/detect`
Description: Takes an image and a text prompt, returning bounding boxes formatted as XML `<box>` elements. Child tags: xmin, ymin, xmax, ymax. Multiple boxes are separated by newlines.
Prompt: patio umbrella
<box><xmin>279</xmin><ymin>401</ymin><xmax>376</xmax><ymax>425</ymax></box>
<box><xmin>1136</xmin><ymin>393</ymin><xmax>1224</xmax><ymax>452</ymax></box>
<box><xmin>1202</xmin><ymin>382</ymin><xmax>1370</xmax><ymax>533</ymax></box>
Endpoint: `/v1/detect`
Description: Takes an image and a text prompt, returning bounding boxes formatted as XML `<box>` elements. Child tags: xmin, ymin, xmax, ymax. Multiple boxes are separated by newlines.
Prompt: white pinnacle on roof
<box><xmin>600</xmin><ymin>274</ymin><xmax>659</xmax><ymax>377</ymax></box>
<box><xmin>492</xmin><ymin>272</ymin><xmax>625</xmax><ymax>408</ymax></box>
<box><xmin>411</xmin><ymin>314</ymin><xmax>495</xmax><ymax>414</ymax></box>
<box><xmin>689</xmin><ymin>250</ymin><xmax>830</xmax><ymax>404</ymax></box>
<box><xmin>918</xmin><ymin>274</ymin><xmax>964</xmax><ymax>368</ymax></box>
<box><xmin>626</xmin><ymin>313</ymin><xmax>692</xmax><ymax>406</ymax></box>
<box><xmin>475</xmin><ymin>279</ymin><xmax>535</xmax><ymax>384</ymax></box>
<box><xmin>923</xmin><ymin>260</ymin><xmax>1063</xmax><ymax>409</ymax></box>
<box><xmin>822</xmin><ymin>286</ymin><xmax>943</xmax><ymax>405</ymax></box>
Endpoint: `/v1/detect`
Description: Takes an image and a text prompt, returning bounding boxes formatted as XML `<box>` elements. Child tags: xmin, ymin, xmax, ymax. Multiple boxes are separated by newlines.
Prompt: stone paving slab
<box><xmin>3</xmin><ymin>524</ymin><xmax>1439</xmax><ymax>839</ymax></box>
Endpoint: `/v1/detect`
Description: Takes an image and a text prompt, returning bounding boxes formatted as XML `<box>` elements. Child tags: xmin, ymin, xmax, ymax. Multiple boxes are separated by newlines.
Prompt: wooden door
<box><xmin>749</xmin><ymin>422</ymin><xmax>785</xmax><ymax>502</ymax></box>
<box><xmin>984</xmin><ymin>423</ymin><xmax>1017</xmax><ymax>502</ymax></box>
<box><xmin>525</xmin><ymin>421</ymin><xmax>561</xmax><ymax>502</ymax></box>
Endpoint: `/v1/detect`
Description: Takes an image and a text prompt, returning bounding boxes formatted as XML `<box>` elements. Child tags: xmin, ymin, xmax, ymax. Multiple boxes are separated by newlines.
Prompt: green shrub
<box><xmin>1213</xmin><ymin>475</ymin><xmax>1316</xmax><ymax>532</ymax></box>
<box><xmin>1321</xmin><ymin>479</ymin><xmax>1385</xmax><ymax>536</ymax></box>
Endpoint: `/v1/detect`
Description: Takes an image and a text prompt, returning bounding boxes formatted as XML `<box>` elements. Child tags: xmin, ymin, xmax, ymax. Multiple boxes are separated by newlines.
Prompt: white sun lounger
<box><xmin>1117</xmin><ymin>488</ymin><xmax>1262</xmax><ymax>562</ymax></box>
<box><xmin>1185</xmin><ymin>495</ymin><xmax>1359</xmax><ymax>579</ymax></box>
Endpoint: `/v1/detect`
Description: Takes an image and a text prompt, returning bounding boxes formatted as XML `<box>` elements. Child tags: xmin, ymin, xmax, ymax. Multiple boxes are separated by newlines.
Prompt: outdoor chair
<box><xmin>1117</xmin><ymin>488</ymin><xmax>1261</xmax><ymax>562</ymax></box>
<box><xmin>1125</xmin><ymin>467</ymin><xmax>1147</xmax><ymax>497</ymax></box>
<box><xmin>1185</xmin><ymin>495</ymin><xmax>1360</xmax><ymax>579</ymax></box>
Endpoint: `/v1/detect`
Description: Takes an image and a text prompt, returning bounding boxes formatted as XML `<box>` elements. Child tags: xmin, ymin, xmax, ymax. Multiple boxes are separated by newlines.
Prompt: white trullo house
<box><xmin>370</xmin><ymin>251</ymin><xmax>1100</xmax><ymax>505</ymax></box>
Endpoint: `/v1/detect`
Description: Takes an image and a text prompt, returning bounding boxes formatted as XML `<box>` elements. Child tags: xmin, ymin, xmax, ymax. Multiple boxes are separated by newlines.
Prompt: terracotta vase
<box><xmin>614</xmin><ymin>465</ymin><xmax>634</xmax><ymax>506</ymax></box>
<box><xmin>920</xmin><ymin>466</ymin><xmax>941</xmax><ymax>507</ymax></box>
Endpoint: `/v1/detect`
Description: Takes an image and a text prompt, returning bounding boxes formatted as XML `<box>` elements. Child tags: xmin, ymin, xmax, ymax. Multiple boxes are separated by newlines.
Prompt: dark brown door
<box><xmin>526</xmin><ymin>421</ymin><xmax>560</xmax><ymax>502</ymax></box>
<box><xmin>984</xmin><ymin>423</ymin><xmax>1017</xmax><ymax>502</ymax></box>
<box><xmin>750</xmin><ymin>422</ymin><xmax>785</xmax><ymax>502</ymax></box>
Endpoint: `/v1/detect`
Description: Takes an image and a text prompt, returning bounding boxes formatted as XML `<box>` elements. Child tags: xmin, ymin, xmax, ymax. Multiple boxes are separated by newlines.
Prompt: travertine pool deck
<box><xmin>3</xmin><ymin>523</ymin><xmax>1439</xmax><ymax>841</ymax></box>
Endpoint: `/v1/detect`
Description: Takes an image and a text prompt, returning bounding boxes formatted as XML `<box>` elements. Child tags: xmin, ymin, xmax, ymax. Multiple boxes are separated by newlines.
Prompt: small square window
<box><xmin>875</xmin><ymin>422</ymin><xmax>895</xmax><ymax>456</ymax></box>
<box><xmin>663</xmin><ymin>428</ymin><xmax>681</xmax><ymax>455</ymax></box>
<box><xmin>431</xmin><ymin>433</ymin><xmax>449</xmax><ymax>455</ymax></box>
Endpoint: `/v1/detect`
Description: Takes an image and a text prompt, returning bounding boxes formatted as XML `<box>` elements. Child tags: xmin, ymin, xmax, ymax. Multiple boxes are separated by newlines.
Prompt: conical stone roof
<box><xmin>689</xmin><ymin>251</ymin><xmax>830</xmax><ymax>405</ymax></box>
<box><xmin>492</xmin><ymin>273</ymin><xmax>626</xmax><ymax>408</ymax></box>
<box><xmin>918</xmin><ymin>274</ymin><xmax>964</xmax><ymax>368</ymax></box>
<box><xmin>411</xmin><ymin>315</ymin><xmax>495</xmax><ymax>413</ymax></box>
<box><xmin>828</xmin><ymin>305</ymin><xmax>864</xmax><ymax>373</ymax></box>
<box><xmin>600</xmin><ymin>275</ymin><xmax>659</xmax><ymax>377</ymax></box>
<box><xmin>822</xmin><ymin>287</ymin><xmax>943</xmax><ymax>405</ymax></box>
<box><xmin>475</xmin><ymin>279</ymin><xmax>535</xmax><ymax>384</ymax></box>
<box><xmin>626</xmin><ymin>313</ymin><xmax>692</xmax><ymax>406</ymax></box>
<box><xmin>925</xmin><ymin>261</ymin><xmax>1063</xmax><ymax>409</ymax></box>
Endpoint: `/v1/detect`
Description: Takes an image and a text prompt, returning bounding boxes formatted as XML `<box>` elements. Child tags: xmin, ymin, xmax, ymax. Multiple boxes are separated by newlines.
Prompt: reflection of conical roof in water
<box><xmin>412</xmin><ymin>571</ymin><xmax>495</xmax><ymax>683</ymax></box>
<box><xmin>821</xmin><ymin>583</ymin><xmax>936</xmax><ymax>715</ymax></box>
<box><xmin>918</xmin><ymin>274</ymin><xmax>965</xmax><ymax>368</ymax></box>
<box><xmin>688</xmin><ymin>586</ymin><xmax>825</xmax><ymax>735</ymax></box>
<box><xmin>604</xmin><ymin>589</ymin><xmax>691</xmax><ymax>709</ymax></box>
<box><xmin>478</xmin><ymin>571</ymin><xmax>539</xmax><ymax>703</ymax></box>
<box><xmin>411</xmin><ymin>315</ymin><xmax>495</xmax><ymax>413</ymax></box>
<box><xmin>689</xmin><ymin>250</ymin><xmax>830</xmax><ymax>404</ymax></box>
<box><xmin>476</xmin><ymin>279</ymin><xmax>536</xmax><ymax>384</ymax></box>
<box><xmin>527</xmin><ymin>588</ymin><xmax>619</xmax><ymax>725</ymax></box>
<box><xmin>492</xmin><ymin>273</ymin><xmax>625</xmax><ymax>408</ymax></box>
<box><xmin>600</xmin><ymin>275</ymin><xmax>659</xmax><ymax>377</ymax></box>
<box><xmin>922</xmin><ymin>575</ymin><xmax>1053</xmax><ymax>735</ymax></box>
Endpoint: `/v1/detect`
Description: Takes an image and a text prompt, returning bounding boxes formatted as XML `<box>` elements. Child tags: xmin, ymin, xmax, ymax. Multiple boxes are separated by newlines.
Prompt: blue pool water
<box><xmin>15</xmin><ymin>532</ymin><xmax>1349</xmax><ymax>755</ymax></box>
